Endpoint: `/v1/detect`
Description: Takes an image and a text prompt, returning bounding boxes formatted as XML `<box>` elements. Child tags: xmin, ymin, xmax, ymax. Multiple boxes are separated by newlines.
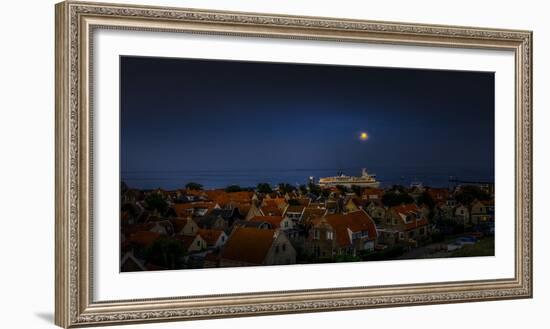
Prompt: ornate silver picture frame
<box><xmin>55</xmin><ymin>1</ymin><xmax>532</xmax><ymax>327</ymax></box>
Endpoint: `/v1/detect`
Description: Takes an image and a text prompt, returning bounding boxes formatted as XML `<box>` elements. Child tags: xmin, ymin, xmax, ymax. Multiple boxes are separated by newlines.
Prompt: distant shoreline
<box><xmin>120</xmin><ymin>167</ymin><xmax>494</xmax><ymax>190</ymax></box>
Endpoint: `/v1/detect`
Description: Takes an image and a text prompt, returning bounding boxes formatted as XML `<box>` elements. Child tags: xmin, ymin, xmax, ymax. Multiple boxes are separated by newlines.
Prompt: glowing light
<box><xmin>359</xmin><ymin>132</ymin><xmax>369</xmax><ymax>141</ymax></box>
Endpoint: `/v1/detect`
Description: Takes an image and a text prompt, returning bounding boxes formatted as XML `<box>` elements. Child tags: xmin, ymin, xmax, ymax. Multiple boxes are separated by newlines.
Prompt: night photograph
<box><xmin>119</xmin><ymin>56</ymin><xmax>495</xmax><ymax>272</ymax></box>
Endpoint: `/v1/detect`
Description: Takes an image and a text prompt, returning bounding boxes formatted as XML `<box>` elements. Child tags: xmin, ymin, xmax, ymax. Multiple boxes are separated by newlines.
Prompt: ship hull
<box><xmin>319</xmin><ymin>180</ymin><xmax>380</xmax><ymax>188</ymax></box>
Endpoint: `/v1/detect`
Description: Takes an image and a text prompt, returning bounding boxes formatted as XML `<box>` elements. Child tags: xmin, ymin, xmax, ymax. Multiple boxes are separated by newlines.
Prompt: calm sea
<box><xmin>121</xmin><ymin>167</ymin><xmax>494</xmax><ymax>190</ymax></box>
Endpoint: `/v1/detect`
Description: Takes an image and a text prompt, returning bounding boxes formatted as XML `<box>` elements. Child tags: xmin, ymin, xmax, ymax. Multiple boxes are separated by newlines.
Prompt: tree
<box><xmin>278</xmin><ymin>183</ymin><xmax>295</xmax><ymax>195</ymax></box>
<box><xmin>299</xmin><ymin>184</ymin><xmax>308</xmax><ymax>195</ymax></box>
<box><xmin>335</xmin><ymin>185</ymin><xmax>350</xmax><ymax>194</ymax></box>
<box><xmin>307</xmin><ymin>182</ymin><xmax>321</xmax><ymax>197</ymax></box>
<box><xmin>381</xmin><ymin>191</ymin><xmax>414</xmax><ymax>207</ymax></box>
<box><xmin>256</xmin><ymin>183</ymin><xmax>273</xmax><ymax>194</ymax></box>
<box><xmin>145</xmin><ymin>237</ymin><xmax>186</xmax><ymax>269</ymax></box>
<box><xmin>391</xmin><ymin>185</ymin><xmax>407</xmax><ymax>193</ymax></box>
<box><xmin>121</xmin><ymin>202</ymin><xmax>138</xmax><ymax>219</ymax></box>
<box><xmin>351</xmin><ymin>185</ymin><xmax>362</xmax><ymax>196</ymax></box>
<box><xmin>455</xmin><ymin>185</ymin><xmax>490</xmax><ymax>205</ymax></box>
<box><xmin>225</xmin><ymin>185</ymin><xmax>243</xmax><ymax>192</ymax></box>
<box><xmin>185</xmin><ymin>182</ymin><xmax>203</xmax><ymax>190</ymax></box>
<box><xmin>145</xmin><ymin>193</ymin><xmax>168</xmax><ymax>215</ymax></box>
<box><xmin>288</xmin><ymin>199</ymin><xmax>301</xmax><ymax>206</ymax></box>
<box><xmin>417</xmin><ymin>191</ymin><xmax>435</xmax><ymax>209</ymax></box>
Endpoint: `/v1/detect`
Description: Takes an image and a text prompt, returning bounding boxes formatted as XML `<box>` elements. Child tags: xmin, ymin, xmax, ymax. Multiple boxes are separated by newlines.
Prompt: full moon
<box><xmin>359</xmin><ymin>132</ymin><xmax>369</xmax><ymax>141</ymax></box>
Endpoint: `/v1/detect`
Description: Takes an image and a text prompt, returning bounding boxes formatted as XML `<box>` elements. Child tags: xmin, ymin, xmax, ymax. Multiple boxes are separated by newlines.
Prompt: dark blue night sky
<box><xmin>120</xmin><ymin>56</ymin><xmax>494</xmax><ymax>189</ymax></box>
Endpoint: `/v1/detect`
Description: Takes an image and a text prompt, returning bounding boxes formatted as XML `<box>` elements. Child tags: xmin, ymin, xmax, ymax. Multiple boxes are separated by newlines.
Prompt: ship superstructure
<box><xmin>319</xmin><ymin>169</ymin><xmax>380</xmax><ymax>188</ymax></box>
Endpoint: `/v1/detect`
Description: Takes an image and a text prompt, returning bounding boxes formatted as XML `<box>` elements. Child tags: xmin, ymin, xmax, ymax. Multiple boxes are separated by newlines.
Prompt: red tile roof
<box><xmin>204</xmin><ymin>189</ymin><xmax>226</xmax><ymax>200</ymax></box>
<box><xmin>214</xmin><ymin>192</ymin><xmax>254</xmax><ymax>207</ymax></box>
<box><xmin>324</xmin><ymin>211</ymin><xmax>377</xmax><ymax>248</ymax></box>
<box><xmin>391</xmin><ymin>204</ymin><xmax>421</xmax><ymax>217</ymax></box>
<box><xmin>170</xmin><ymin>218</ymin><xmax>194</xmax><ymax>233</ymax></box>
<box><xmin>426</xmin><ymin>188</ymin><xmax>450</xmax><ymax>202</ymax></box>
<box><xmin>296</xmin><ymin>198</ymin><xmax>312</xmax><ymax>206</ymax></box>
<box><xmin>129</xmin><ymin>231</ymin><xmax>161</xmax><ymax>246</ymax></box>
<box><xmin>362</xmin><ymin>188</ymin><xmax>384</xmax><ymax>199</ymax></box>
<box><xmin>310</xmin><ymin>216</ymin><xmax>325</xmax><ymax>226</ymax></box>
<box><xmin>404</xmin><ymin>218</ymin><xmax>429</xmax><ymax>230</ymax></box>
<box><xmin>272</xmin><ymin>198</ymin><xmax>288</xmax><ymax>208</ymax></box>
<box><xmin>205</xmin><ymin>190</ymin><xmax>254</xmax><ymax>205</ymax></box>
<box><xmin>220</xmin><ymin>227</ymin><xmax>276</xmax><ymax>265</ymax></box>
<box><xmin>184</xmin><ymin>189</ymin><xmax>207</xmax><ymax>197</ymax></box>
<box><xmin>262</xmin><ymin>197</ymin><xmax>287</xmax><ymax>207</ymax></box>
<box><xmin>197</xmin><ymin>229</ymin><xmax>224</xmax><ymax>246</ymax></box>
<box><xmin>237</xmin><ymin>203</ymin><xmax>251</xmax><ymax>215</ymax></box>
<box><xmin>260</xmin><ymin>205</ymin><xmax>283</xmax><ymax>216</ymax></box>
<box><xmin>302</xmin><ymin>207</ymin><xmax>327</xmax><ymax>222</ymax></box>
<box><xmin>390</xmin><ymin>204</ymin><xmax>429</xmax><ymax>230</ymax></box>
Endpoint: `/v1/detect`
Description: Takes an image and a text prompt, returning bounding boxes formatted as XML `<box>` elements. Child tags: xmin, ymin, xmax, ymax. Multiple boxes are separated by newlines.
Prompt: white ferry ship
<box><xmin>318</xmin><ymin>168</ymin><xmax>380</xmax><ymax>188</ymax></box>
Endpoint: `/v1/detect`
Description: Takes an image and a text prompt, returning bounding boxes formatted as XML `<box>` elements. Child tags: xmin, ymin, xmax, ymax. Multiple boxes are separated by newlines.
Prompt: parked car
<box><xmin>455</xmin><ymin>236</ymin><xmax>477</xmax><ymax>246</ymax></box>
<box><xmin>447</xmin><ymin>242</ymin><xmax>463</xmax><ymax>251</ymax></box>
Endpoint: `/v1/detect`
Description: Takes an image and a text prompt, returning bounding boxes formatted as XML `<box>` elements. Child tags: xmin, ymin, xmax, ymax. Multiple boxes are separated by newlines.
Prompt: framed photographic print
<box><xmin>55</xmin><ymin>1</ymin><xmax>532</xmax><ymax>327</ymax></box>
